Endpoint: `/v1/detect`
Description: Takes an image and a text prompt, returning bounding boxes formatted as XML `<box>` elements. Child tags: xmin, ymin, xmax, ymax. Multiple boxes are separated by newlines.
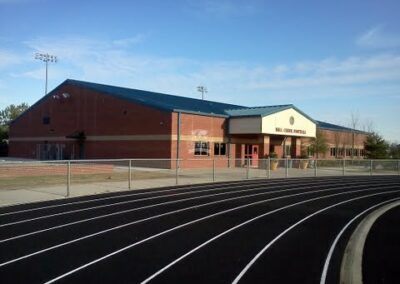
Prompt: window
<box><xmin>194</xmin><ymin>141</ymin><xmax>209</xmax><ymax>156</ymax></box>
<box><xmin>42</xmin><ymin>116</ymin><xmax>50</xmax><ymax>125</ymax></box>
<box><xmin>330</xmin><ymin>147</ymin><xmax>337</xmax><ymax>157</ymax></box>
<box><xmin>214</xmin><ymin>143</ymin><xmax>227</xmax><ymax>156</ymax></box>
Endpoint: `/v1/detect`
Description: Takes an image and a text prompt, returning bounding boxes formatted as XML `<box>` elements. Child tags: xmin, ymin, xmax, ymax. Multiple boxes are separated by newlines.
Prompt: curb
<box><xmin>340</xmin><ymin>200</ymin><xmax>400</xmax><ymax>284</ymax></box>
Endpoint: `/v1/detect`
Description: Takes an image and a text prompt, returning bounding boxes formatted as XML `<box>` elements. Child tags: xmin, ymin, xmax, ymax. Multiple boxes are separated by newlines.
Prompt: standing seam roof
<box><xmin>66</xmin><ymin>79</ymin><xmax>246</xmax><ymax>116</ymax></box>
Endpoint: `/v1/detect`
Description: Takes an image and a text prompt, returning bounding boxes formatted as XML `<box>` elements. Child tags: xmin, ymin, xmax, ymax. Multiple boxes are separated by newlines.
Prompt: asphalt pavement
<box><xmin>0</xmin><ymin>176</ymin><xmax>399</xmax><ymax>283</ymax></box>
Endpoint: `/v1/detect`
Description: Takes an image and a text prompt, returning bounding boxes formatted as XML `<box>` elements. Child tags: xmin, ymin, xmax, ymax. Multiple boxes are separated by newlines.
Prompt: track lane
<box><xmin>0</xmin><ymin>177</ymin><xmax>391</xmax><ymax>237</ymax></box>
<box><xmin>0</xmin><ymin>176</ymin><xmax>398</xmax><ymax>284</ymax></box>
<box><xmin>137</xmin><ymin>191</ymin><xmax>400</xmax><ymax>284</ymax></box>
<box><xmin>0</xmin><ymin>176</ymin><xmax>387</xmax><ymax>220</ymax></box>
<box><xmin>1</xmin><ymin>179</ymin><xmax>395</xmax><ymax>266</ymax></box>
<box><xmin>0</xmin><ymin>184</ymin><xmax>358</xmax><ymax>266</ymax></box>
<box><xmin>33</xmin><ymin>189</ymin><xmax>400</xmax><ymax>283</ymax></box>
<box><xmin>362</xmin><ymin>205</ymin><xmax>400</xmax><ymax>284</ymax></box>
<box><xmin>0</xmin><ymin>178</ymin><xmax>355</xmax><ymax>242</ymax></box>
<box><xmin>232</xmin><ymin>194</ymin><xmax>400</xmax><ymax>284</ymax></box>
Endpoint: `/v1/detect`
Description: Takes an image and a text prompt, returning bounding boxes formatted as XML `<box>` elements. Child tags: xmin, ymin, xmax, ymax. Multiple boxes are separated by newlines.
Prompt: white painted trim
<box><xmin>9</xmin><ymin>134</ymin><xmax>229</xmax><ymax>143</ymax></box>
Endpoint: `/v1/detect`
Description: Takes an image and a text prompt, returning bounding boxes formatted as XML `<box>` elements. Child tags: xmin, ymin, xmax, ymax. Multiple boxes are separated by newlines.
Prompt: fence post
<box><xmin>128</xmin><ymin>159</ymin><xmax>132</xmax><ymax>189</ymax></box>
<box><xmin>314</xmin><ymin>159</ymin><xmax>318</xmax><ymax>177</ymax></box>
<box><xmin>267</xmin><ymin>158</ymin><xmax>271</xmax><ymax>179</ymax></box>
<box><xmin>175</xmin><ymin>159</ymin><xmax>179</xmax><ymax>185</ymax></box>
<box><xmin>396</xmin><ymin>159</ymin><xmax>399</xmax><ymax>175</ymax></box>
<box><xmin>246</xmin><ymin>158</ymin><xmax>250</xmax><ymax>179</ymax></box>
<box><xmin>285</xmin><ymin>158</ymin><xmax>289</xmax><ymax>178</ymax></box>
<box><xmin>343</xmin><ymin>159</ymin><xmax>346</xmax><ymax>176</ymax></box>
<box><xmin>212</xmin><ymin>159</ymin><xmax>215</xmax><ymax>182</ymax></box>
<box><xmin>370</xmin><ymin>160</ymin><xmax>373</xmax><ymax>176</ymax></box>
<box><xmin>66</xmin><ymin>161</ymin><xmax>71</xmax><ymax>197</ymax></box>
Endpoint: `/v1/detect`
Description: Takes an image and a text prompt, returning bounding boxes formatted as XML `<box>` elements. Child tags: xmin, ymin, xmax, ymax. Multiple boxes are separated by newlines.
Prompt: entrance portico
<box><xmin>227</xmin><ymin>105</ymin><xmax>316</xmax><ymax>165</ymax></box>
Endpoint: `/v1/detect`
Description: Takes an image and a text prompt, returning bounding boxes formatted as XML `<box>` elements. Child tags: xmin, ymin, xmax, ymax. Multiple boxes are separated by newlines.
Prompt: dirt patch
<box><xmin>0</xmin><ymin>164</ymin><xmax>114</xmax><ymax>178</ymax></box>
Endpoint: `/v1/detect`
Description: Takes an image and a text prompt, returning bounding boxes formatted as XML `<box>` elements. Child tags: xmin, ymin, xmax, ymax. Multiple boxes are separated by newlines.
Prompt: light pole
<box><xmin>35</xmin><ymin>53</ymin><xmax>57</xmax><ymax>95</ymax></box>
<box><xmin>197</xmin><ymin>86</ymin><xmax>207</xmax><ymax>100</ymax></box>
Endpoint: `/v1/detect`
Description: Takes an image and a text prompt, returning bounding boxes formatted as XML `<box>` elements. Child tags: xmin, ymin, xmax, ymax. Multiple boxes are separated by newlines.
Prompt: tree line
<box><xmin>0</xmin><ymin>103</ymin><xmax>30</xmax><ymax>156</ymax></box>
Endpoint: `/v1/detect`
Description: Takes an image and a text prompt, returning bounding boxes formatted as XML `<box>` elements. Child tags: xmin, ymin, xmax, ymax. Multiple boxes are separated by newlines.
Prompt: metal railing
<box><xmin>0</xmin><ymin>158</ymin><xmax>399</xmax><ymax>200</ymax></box>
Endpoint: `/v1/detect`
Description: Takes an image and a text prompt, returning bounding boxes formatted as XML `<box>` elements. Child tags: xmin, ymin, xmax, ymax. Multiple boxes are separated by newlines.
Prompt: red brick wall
<box><xmin>171</xmin><ymin>112</ymin><xmax>229</xmax><ymax>161</ymax></box>
<box><xmin>301</xmin><ymin>128</ymin><xmax>368</xmax><ymax>159</ymax></box>
<box><xmin>9</xmin><ymin>84</ymin><xmax>173</xmax><ymax>159</ymax></box>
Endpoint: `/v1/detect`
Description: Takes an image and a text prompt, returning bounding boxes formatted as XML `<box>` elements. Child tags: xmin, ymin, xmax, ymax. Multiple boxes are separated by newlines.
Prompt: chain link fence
<box><xmin>1</xmin><ymin>158</ymin><xmax>399</xmax><ymax>205</ymax></box>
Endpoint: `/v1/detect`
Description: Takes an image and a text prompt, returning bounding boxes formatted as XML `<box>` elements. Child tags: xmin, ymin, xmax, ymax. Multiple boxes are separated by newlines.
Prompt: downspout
<box><xmin>176</xmin><ymin>111</ymin><xmax>181</xmax><ymax>169</ymax></box>
<box><xmin>283</xmin><ymin>136</ymin><xmax>288</xmax><ymax>158</ymax></box>
<box><xmin>227</xmin><ymin>117</ymin><xmax>231</xmax><ymax>168</ymax></box>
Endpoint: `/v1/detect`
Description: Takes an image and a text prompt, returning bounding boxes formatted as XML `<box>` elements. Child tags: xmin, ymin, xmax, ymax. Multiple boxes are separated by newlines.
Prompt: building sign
<box><xmin>275</xmin><ymin>127</ymin><xmax>307</xmax><ymax>135</ymax></box>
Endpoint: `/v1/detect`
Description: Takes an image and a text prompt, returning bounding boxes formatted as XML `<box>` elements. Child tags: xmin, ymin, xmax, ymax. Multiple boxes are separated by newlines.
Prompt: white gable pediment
<box><xmin>229</xmin><ymin>107</ymin><xmax>316</xmax><ymax>138</ymax></box>
<box><xmin>262</xmin><ymin>108</ymin><xmax>316</xmax><ymax>137</ymax></box>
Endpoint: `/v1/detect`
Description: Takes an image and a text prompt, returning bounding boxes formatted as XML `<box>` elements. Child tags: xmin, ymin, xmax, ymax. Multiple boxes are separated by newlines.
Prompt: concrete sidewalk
<box><xmin>0</xmin><ymin>166</ymin><xmax>384</xmax><ymax>207</ymax></box>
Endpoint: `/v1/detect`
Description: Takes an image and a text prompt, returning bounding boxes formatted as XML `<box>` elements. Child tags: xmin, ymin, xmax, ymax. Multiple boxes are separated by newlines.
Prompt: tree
<box><xmin>0</xmin><ymin>103</ymin><xmax>29</xmax><ymax>156</ymax></box>
<box><xmin>350</xmin><ymin>111</ymin><xmax>360</xmax><ymax>159</ymax></box>
<box><xmin>364</xmin><ymin>132</ymin><xmax>389</xmax><ymax>159</ymax></box>
<box><xmin>333</xmin><ymin>131</ymin><xmax>343</xmax><ymax>158</ymax></box>
<box><xmin>0</xmin><ymin>103</ymin><xmax>29</xmax><ymax>125</ymax></box>
<box><xmin>389</xmin><ymin>143</ymin><xmax>400</xmax><ymax>159</ymax></box>
<box><xmin>311</xmin><ymin>129</ymin><xmax>329</xmax><ymax>158</ymax></box>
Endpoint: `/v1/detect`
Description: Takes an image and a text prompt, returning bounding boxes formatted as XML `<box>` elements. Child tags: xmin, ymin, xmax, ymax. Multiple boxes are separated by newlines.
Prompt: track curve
<box><xmin>0</xmin><ymin>176</ymin><xmax>399</xmax><ymax>283</ymax></box>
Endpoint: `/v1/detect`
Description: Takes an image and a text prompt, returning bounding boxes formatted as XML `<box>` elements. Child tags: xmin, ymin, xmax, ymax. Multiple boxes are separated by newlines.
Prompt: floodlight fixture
<box><xmin>34</xmin><ymin>52</ymin><xmax>58</xmax><ymax>95</ymax></box>
<box><xmin>197</xmin><ymin>86</ymin><xmax>207</xmax><ymax>100</ymax></box>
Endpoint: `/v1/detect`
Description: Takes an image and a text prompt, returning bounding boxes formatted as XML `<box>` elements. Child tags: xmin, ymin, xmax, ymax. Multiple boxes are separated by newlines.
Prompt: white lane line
<box><xmin>0</xmin><ymin>179</ymin><xmax>273</xmax><ymax>217</ymax></box>
<box><xmin>0</xmin><ymin>178</ymin><xmax>382</xmax><ymax>227</ymax></box>
<box><xmin>319</xmin><ymin>197</ymin><xmax>400</xmax><ymax>284</ymax></box>
<box><xmin>231</xmin><ymin>189</ymin><xmax>400</xmax><ymax>284</ymax></box>
<box><xmin>0</xmin><ymin>180</ymin><xmax>380</xmax><ymax>243</ymax></box>
<box><xmin>0</xmin><ymin>183</ymin><xmax>311</xmax><ymax>243</ymax></box>
<box><xmin>0</xmin><ymin>176</ymin><xmax>378</xmax><ymax>217</ymax></box>
<box><xmin>0</xmin><ymin>180</ymin><xmax>284</xmax><ymax>227</ymax></box>
<box><xmin>141</xmin><ymin>189</ymin><xmax>400</xmax><ymax>283</ymax></box>
<box><xmin>0</xmin><ymin>184</ymin><xmax>356</xmax><ymax>268</ymax></box>
<box><xmin>42</xmin><ymin>187</ymin><xmax>399</xmax><ymax>284</ymax></box>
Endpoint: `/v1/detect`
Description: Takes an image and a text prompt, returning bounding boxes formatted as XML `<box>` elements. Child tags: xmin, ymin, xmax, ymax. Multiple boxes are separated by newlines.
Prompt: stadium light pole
<box><xmin>35</xmin><ymin>53</ymin><xmax>57</xmax><ymax>96</ymax></box>
<box><xmin>197</xmin><ymin>86</ymin><xmax>207</xmax><ymax>100</ymax></box>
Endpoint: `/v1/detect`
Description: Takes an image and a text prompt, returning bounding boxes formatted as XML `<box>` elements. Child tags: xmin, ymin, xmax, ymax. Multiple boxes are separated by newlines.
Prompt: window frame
<box><xmin>214</xmin><ymin>142</ymin><xmax>227</xmax><ymax>156</ymax></box>
<box><xmin>194</xmin><ymin>141</ymin><xmax>210</xmax><ymax>156</ymax></box>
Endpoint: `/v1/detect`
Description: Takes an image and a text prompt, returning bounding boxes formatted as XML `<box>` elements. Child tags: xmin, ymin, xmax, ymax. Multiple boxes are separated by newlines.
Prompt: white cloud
<box><xmin>12</xmin><ymin>35</ymin><xmax>400</xmax><ymax>106</ymax></box>
<box><xmin>357</xmin><ymin>25</ymin><xmax>400</xmax><ymax>49</ymax></box>
<box><xmin>0</xmin><ymin>50</ymin><xmax>22</xmax><ymax>69</ymax></box>
<box><xmin>112</xmin><ymin>34</ymin><xmax>146</xmax><ymax>47</ymax></box>
<box><xmin>3</xmin><ymin>34</ymin><xmax>400</xmax><ymax>140</ymax></box>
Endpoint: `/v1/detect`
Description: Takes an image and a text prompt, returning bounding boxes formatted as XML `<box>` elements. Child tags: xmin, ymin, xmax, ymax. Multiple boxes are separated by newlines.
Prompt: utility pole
<box><xmin>35</xmin><ymin>53</ymin><xmax>57</xmax><ymax>96</ymax></box>
<box><xmin>197</xmin><ymin>86</ymin><xmax>207</xmax><ymax>100</ymax></box>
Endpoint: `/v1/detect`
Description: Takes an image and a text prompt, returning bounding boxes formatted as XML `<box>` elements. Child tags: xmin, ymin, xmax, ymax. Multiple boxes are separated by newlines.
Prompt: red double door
<box><xmin>244</xmin><ymin>144</ymin><xmax>259</xmax><ymax>167</ymax></box>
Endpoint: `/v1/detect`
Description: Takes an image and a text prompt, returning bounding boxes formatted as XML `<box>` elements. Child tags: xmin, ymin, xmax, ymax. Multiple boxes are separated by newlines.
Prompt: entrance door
<box><xmin>244</xmin><ymin>144</ymin><xmax>259</xmax><ymax>167</ymax></box>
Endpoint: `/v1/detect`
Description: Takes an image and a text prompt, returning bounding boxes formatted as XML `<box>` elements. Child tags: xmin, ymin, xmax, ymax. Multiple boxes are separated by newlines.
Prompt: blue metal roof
<box><xmin>316</xmin><ymin>120</ymin><xmax>367</xmax><ymax>134</ymax></box>
<box><xmin>226</xmin><ymin>104</ymin><xmax>316</xmax><ymax>123</ymax></box>
<box><xmin>225</xmin><ymin>105</ymin><xmax>292</xmax><ymax>117</ymax></box>
<box><xmin>66</xmin><ymin>79</ymin><xmax>246</xmax><ymax>117</ymax></box>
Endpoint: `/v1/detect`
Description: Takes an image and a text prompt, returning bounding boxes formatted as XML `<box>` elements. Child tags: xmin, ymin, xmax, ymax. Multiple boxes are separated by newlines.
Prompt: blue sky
<box><xmin>0</xmin><ymin>0</ymin><xmax>399</xmax><ymax>141</ymax></box>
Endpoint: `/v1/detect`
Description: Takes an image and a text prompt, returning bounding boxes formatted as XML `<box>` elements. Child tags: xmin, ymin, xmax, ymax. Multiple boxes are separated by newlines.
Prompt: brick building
<box><xmin>8</xmin><ymin>79</ymin><xmax>368</xmax><ymax>165</ymax></box>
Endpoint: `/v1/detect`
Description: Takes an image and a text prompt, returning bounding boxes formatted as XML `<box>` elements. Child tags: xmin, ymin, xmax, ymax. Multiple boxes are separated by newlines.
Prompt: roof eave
<box><xmin>173</xmin><ymin>109</ymin><xmax>229</xmax><ymax>118</ymax></box>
